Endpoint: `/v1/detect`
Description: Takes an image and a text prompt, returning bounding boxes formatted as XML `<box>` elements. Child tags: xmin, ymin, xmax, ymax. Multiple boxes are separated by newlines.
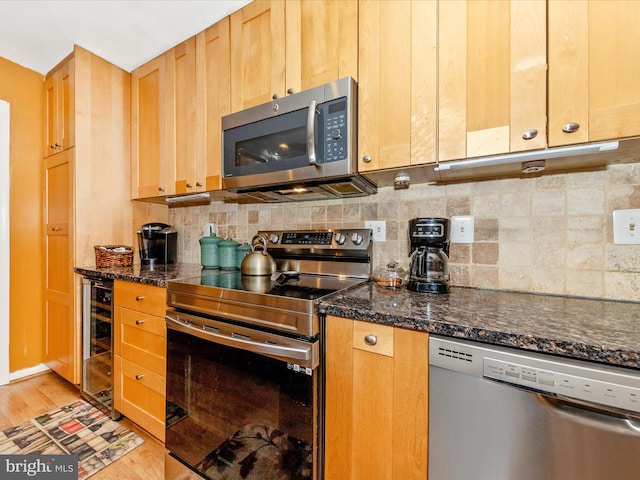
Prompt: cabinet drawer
<box><xmin>114</xmin><ymin>280</ymin><xmax>166</xmax><ymax>316</ymax></box>
<box><xmin>118</xmin><ymin>307</ymin><xmax>166</xmax><ymax>337</ymax></box>
<box><xmin>114</xmin><ymin>356</ymin><xmax>165</xmax><ymax>441</ymax></box>
<box><xmin>353</xmin><ymin>320</ymin><xmax>394</xmax><ymax>357</ymax></box>
<box><xmin>115</xmin><ymin>308</ymin><xmax>166</xmax><ymax>376</ymax></box>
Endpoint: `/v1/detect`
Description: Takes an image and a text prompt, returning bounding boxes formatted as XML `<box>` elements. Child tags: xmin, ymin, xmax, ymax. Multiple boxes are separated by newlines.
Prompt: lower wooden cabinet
<box><xmin>113</xmin><ymin>280</ymin><xmax>167</xmax><ymax>441</ymax></box>
<box><xmin>324</xmin><ymin>315</ymin><xmax>429</xmax><ymax>480</ymax></box>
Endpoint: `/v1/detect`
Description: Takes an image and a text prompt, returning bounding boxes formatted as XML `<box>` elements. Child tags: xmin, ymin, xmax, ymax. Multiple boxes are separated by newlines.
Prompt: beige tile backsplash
<box><xmin>169</xmin><ymin>163</ymin><xmax>640</xmax><ymax>301</ymax></box>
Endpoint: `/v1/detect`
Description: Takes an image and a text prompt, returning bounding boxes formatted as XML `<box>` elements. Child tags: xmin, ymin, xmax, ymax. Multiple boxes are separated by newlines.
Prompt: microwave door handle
<box><xmin>307</xmin><ymin>100</ymin><xmax>319</xmax><ymax>166</ymax></box>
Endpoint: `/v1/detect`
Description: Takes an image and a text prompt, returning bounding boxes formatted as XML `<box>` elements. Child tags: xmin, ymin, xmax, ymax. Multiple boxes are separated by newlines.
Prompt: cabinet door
<box><xmin>230</xmin><ymin>0</ymin><xmax>286</xmax><ymax>111</ymax></box>
<box><xmin>131</xmin><ymin>54</ymin><xmax>172</xmax><ymax>198</ymax></box>
<box><xmin>196</xmin><ymin>18</ymin><xmax>231</xmax><ymax>191</ymax></box>
<box><xmin>44</xmin><ymin>58</ymin><xmax>74</xmax><ymax>157</ymax></box>
<box><xmin>548</xmin><ymin>1</ymin><xmax>640</xmax><ymax>146</ymax></box>
<box><xmin>45</xmin><ymin>149</ymin><xmax>75</xmax><ymax>383</ymax></box>
<box><xmin>169</xmin><ymin>37</ymin><xmax>200</xmax><ymax>195</ymax></box>
<box><xmin>358</xmin><ymin>0</ymin><xmax>437</xmax><ymax>172</ymax></box>
<box><xmin>438</xmin><ymin>0</ymin><xmax>546</xmax><ymax>161</ymax></box>
<box><xmin>284</xmin><ymin>0</ymin><xmax>358</xmax><ymax>94</ymax></box>
<box><xmin>325</xmin><ymin>316</ymin><xmax>429</xmax><ymax>480</ymax></box>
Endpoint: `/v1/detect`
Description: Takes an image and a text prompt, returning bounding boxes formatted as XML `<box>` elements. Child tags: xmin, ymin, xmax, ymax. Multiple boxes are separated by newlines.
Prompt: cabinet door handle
<box><xmin>135</xmin><ymin>374</ymin><xmax>144</xmax><ymax>380</ymax></box>
<box><xmin>362</xmin><ymin>155</ymin><xmax>372</xmax><ymax>163</ymax></box>
<box><xmin>186</xmin><ymin>182</ymin><xmax>193</xmax><ymax>188</ymax></box>
<box><xmin>196</xmin><ymin>182</ymin><xmax>203</xmax><ymax>187</ymax></box>
<box><xmin>135</xmin><ymin>295</ymin><xmax>145</xmax><ymax>301</ymax></box>
<box><xmin>364</xmin><ymin>334</ymin><xmax>378</xmax><ymax>346</ymax></box>
<box><xmin>562</xmin><ymin>122</ymin><xmax>580</xmax><ymax>133</ymax></box>
<box><xmin>287</xmin><ymin>88</ymin><xmax>295</xmax><ymax>95</ymax></box>
<box><xmin>135</xmin><ymin>319</ymin><xmax>145</xmax><ymax>325</ymax></box>
<box><xmin>522</xmin><ymin>129</ymin><xmax>538</xmax><ymax>140</ymax></box>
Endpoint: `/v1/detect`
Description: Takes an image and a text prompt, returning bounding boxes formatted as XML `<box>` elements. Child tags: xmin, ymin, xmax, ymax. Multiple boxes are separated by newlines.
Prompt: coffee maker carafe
<box><xmin>137</xmin><ymin>223</ymin><xmax>177</xmax><ymax>266</ymax></box>
<box><xmin>407</xmin><ymin>217</ymin><xmax>450</xmax><ymax>293</ymax></box>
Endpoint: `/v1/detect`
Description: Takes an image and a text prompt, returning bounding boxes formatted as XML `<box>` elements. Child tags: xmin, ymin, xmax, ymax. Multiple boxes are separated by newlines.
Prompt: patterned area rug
<box><xmin>0</xmin><ymin>399</ymin><xmax>144</xmax><ymax>479</ymax></box>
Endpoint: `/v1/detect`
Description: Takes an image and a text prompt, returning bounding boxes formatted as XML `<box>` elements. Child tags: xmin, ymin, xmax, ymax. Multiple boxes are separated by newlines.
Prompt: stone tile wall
<box><xmin>170</xmin><ymin>163</ymin><xmax>640</xmax><ymax>301</ymax></box>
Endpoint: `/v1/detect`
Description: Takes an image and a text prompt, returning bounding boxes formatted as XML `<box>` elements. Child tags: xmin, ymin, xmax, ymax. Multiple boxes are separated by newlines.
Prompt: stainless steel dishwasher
<box><xmin>429</xmin><ymin>335</ymin><xmax>640</xmax><ymax>480</ymax></box>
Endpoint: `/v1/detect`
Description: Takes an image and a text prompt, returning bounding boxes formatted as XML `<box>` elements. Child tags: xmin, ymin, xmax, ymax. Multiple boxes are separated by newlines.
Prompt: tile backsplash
<box><xmin>170</xmin><ymin>163</ymin><xmax>640</xmax><ymax>301</ymax></box>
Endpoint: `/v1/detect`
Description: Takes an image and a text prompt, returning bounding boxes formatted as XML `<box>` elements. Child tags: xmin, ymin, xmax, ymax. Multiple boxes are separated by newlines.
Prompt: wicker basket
<box><xmin>94</xmin><ymin>245</ymin><xmax>134</xmax><ymax>268</ymax></box>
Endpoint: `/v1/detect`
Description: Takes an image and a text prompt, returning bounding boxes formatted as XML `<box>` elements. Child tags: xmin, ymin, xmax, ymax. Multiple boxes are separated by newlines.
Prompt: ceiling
<box><xmin>0</xmin><ymin>0</ymin><xmax>251</xmax><ymax>74</ymax></box>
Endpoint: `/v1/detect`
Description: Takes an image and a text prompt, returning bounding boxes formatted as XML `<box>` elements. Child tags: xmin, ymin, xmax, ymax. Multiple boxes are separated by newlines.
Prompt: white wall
<box><xmin>0</xmin><ymin>100</ymin><xmax>10</xmax><ymax>385</ymax></box>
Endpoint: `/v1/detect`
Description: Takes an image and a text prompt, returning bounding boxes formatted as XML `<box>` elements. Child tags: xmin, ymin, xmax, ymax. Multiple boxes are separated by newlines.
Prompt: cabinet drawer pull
<box><xmin>522</xmin><ymin>129</ymin><xmax>538</xmax><ymax>140</ymax></box>
<box><xmin>135</xmin><ymin>374</ymin><xmax>144</xmax><ymax>380</ymax></box>
<box><xmin>364</xmin><ymin>334</ymin><xmax>378</xmax><ymax>346</ymax></box>
<box><xmin>196</xmin><ymin>182</ymin><xmax>203</xmax><ymax>187</ymax></box>
<box><xmin>135</xmin><ymin>319</ymin><xmax>145</xmax><ymax>325</ymax></box>
<box><xmin>51</xmin><ymin>227</ymin><xmax>60</xmax><ymax>232</ymax></box>
<box><xmin>135</xmin><ymin>295</ymin><xmax>145</xmax><ymax>301</ymax></box>
<box><xmin>562</xmin><ymin>122</ymin><xmax>580</xmax><ymax>133</ymax></box>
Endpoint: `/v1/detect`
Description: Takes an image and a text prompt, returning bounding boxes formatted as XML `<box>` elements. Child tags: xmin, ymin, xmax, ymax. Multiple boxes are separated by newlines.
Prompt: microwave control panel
<box><xmin>322</xmin><ymin>98</ymin><xmax>348</xmax><ymax>162</ymax></box>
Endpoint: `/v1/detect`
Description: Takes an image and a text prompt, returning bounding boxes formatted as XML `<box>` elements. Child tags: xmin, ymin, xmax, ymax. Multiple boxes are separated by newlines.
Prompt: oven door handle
<box><xmin>166</xmin><ymin>313</ymin><xmax>312</xmax><ymax>362</ymax></box>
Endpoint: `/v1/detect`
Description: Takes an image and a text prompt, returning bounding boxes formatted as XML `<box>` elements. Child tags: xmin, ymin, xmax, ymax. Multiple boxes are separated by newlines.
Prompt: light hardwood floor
<box><xmin>0</xmin><ymin>371</ymin><xmax>165</xmax><ymax>480</ymax></box>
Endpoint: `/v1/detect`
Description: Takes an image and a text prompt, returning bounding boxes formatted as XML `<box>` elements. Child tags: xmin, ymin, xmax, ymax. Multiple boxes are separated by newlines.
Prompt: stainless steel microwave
<box><xmin>222</xmin><ymin>77</ymin><xmax>376</xmax><ymax>202</ymax></box>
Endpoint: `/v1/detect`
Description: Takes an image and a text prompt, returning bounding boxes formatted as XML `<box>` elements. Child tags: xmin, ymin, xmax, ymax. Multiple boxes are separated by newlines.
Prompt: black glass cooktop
<box><xmin>173</xmin><ymin>269</ymin><xmax>365</xmax><ymax>301</ymax></box>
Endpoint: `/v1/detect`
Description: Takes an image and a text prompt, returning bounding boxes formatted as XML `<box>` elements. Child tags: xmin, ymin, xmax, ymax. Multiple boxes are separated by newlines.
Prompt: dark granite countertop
<box><xmin>318</xmin><ymin>283</ymin><xmax>640</xmax><ymax>370</ymax></box>
<box><xmin>74</xmin><ymin>263</ymin><xmax>206</xmax><ymax>287</ymax></box>
<box><xmin>75</xmin><ymin>264</ymin><xmax>640</xmax><ymax>370</ymax></box>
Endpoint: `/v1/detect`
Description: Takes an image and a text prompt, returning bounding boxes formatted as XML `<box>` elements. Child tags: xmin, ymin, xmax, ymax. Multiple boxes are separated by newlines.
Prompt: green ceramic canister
<box><xmin>218</xmin><ymin>237</ymin><xmax>240</xmax><ymax>269</ymax></box>
<box><xmin>235</xmin><ymin>242</ymin><xmax>251</xmax><ymax>269</ymax></box>
<box><xmin>199</xmin><ymin>233</ymin><xmax>222</xmax><ymax>268</ymax></box>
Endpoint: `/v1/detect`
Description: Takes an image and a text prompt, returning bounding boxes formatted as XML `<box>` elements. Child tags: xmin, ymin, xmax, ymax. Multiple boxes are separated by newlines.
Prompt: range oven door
<box><xmin>165</xmin><ymin>311</ymin><xmax>320</xmax><ymax>480</ymax></box>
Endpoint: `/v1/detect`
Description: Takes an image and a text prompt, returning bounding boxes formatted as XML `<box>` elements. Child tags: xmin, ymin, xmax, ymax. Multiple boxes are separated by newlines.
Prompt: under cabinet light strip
<box><xmin>165</xmin><ymin>192</ymin><xmax>211</xmax><ymax>203</ymax></box>
<box><xmin>434</xmin><ymin>141</ymin><xmax>619</xmax><ymax>172</ymax></box>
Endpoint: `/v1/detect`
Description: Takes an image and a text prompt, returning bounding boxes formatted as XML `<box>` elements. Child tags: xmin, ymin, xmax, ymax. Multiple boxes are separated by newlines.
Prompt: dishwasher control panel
<box><xmin>484</xmin><ymin>357</ymin><xmax>640</xmax><ymax>413</ymax></box>
<box><xmin>429</xmin><ymin>335</ymin><xmax>640</xmax><ymax>415</ymax></box>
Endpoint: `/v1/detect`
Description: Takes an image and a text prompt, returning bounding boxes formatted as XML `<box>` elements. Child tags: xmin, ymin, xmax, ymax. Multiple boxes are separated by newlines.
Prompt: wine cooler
<box><xmin>81</xmin><ymin>276</ymin><xmax>120</xmax><ymax>419</ymax></box>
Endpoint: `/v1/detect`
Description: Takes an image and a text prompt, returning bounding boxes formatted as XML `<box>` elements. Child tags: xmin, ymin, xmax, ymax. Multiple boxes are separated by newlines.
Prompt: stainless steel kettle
<box><xmin>240</xmin><ymin>235</ymin><xmax>277</xmax><ymax>276</ymax></box>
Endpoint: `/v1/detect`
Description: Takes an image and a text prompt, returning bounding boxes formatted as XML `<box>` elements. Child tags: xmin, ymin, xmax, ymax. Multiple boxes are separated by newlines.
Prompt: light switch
<box><xmin>451</xmin><ymin>216</ymin><xmax>474</xmax><ymax>243</ymax></box>
<box><xmin>613</xmin><ymin>209</ymin><xmax>640</xmax><ymax>244</ymax></box>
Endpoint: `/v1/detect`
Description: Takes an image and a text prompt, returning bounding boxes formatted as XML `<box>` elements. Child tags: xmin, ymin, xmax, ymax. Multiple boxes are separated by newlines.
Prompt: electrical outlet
<box><xmin>202</xmin><ymin>223</ymin><xmax>215</xmax><ymax>236</ymax></box>
<box><xmin>451</xmin><ymin>216</ymin><xmax>474</xmax><ymax>243</ymax></box>
<box><xmin>613</xmin><ymin>209</ymin><xmax>640</xmax><ymax>244</ymax></box>
<box><xmin>365</xmin><ymin>221</ymin><xmax>386</xmax><ymax>242</ymax></box>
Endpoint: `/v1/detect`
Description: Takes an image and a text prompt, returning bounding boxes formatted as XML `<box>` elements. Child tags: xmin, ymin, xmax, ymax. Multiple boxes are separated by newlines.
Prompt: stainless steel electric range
<box><xmin>164</xmin><ymin>229</ymin><xmax>372</xmax><ymax>480</ymax></box>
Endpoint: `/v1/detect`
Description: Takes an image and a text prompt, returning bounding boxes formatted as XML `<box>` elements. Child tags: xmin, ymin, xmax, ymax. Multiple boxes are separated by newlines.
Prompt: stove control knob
<box><xmin>269</xmin><ymin>233</ymin><xmax>280</xmax><ymax>244</ymax></box>
<box><xmin>351</xmin><ymin>233</ymin><xmax>363</xmax><ymax>245</ymax></box>
<box><xmin>335</xmin><ymin>233</ymin><xmax>347</xmax><ymax>245</ymax></box>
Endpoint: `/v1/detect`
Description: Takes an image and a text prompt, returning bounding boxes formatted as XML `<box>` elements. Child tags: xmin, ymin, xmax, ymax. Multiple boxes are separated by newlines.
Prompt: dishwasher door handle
<box><xmin>535</xmin><ymin>393</ymin><xmax>640</xmax><ymax>435</ymax></box>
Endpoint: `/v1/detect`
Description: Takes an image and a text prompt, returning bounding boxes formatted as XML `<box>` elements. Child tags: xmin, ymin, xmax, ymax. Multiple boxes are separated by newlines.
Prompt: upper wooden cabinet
<box><xmin>44</xmin><ymin>57</ymin><xmax>75</xmax><ymax>156</ymax></box>
<box><xmin>131</xmin><ymin>54</ymin><xmax>171</xmax><ymax>199</ymax></box>
<box><xmin>548</xmin><ymin>1</ymin><xmax>640</xmax><ymax>147</ymax></box>
<box><xmin>168</xmin><ymin>38</ymin><xmax>199</xmax><ymax>195</ymax></box>
<box><xmin>284</xmin><ymin>0</ymin><xmax>358</xmax><ymax>93</ymax></box>
<box><xmin>357</xmin><ymin>0</ymin><xmax>437</xmax><ymax>172</ymax></box>
<box><xmin>438</xmin><ymin>0</ymin><xmax>547</xmax><ymax>162</ymax></box>
<box><xmin>196</xmin><ymin>18</ymin><xmax>231</xmax><ymax>192</ymax></box>
<box><xmin>229</xmin><ymin>0</ymin><xmax>357</xmax><ymax>112</ymax></box>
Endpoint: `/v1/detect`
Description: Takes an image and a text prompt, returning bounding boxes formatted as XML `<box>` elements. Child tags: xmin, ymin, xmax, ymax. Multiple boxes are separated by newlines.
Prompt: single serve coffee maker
<box><xmin>137</xmin><ymin>222</ymin><xmax>177</xmax><ymax>266</ymax></box>
<box><xmin>407</xmin><ymin>217</ymin><xmax>450</xmax><ymax>293</ymax></box>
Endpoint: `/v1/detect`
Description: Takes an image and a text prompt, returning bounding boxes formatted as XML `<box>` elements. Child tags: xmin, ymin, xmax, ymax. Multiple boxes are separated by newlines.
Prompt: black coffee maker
<box><xmin>137</xmin><ymin>223</ymin><xmax>177</xmax><ymax>266</ymax></box>
<box><xmin>407</xmin><ymin>217</ymin><xmax>450</xmax><ymax>294</ymax></box>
